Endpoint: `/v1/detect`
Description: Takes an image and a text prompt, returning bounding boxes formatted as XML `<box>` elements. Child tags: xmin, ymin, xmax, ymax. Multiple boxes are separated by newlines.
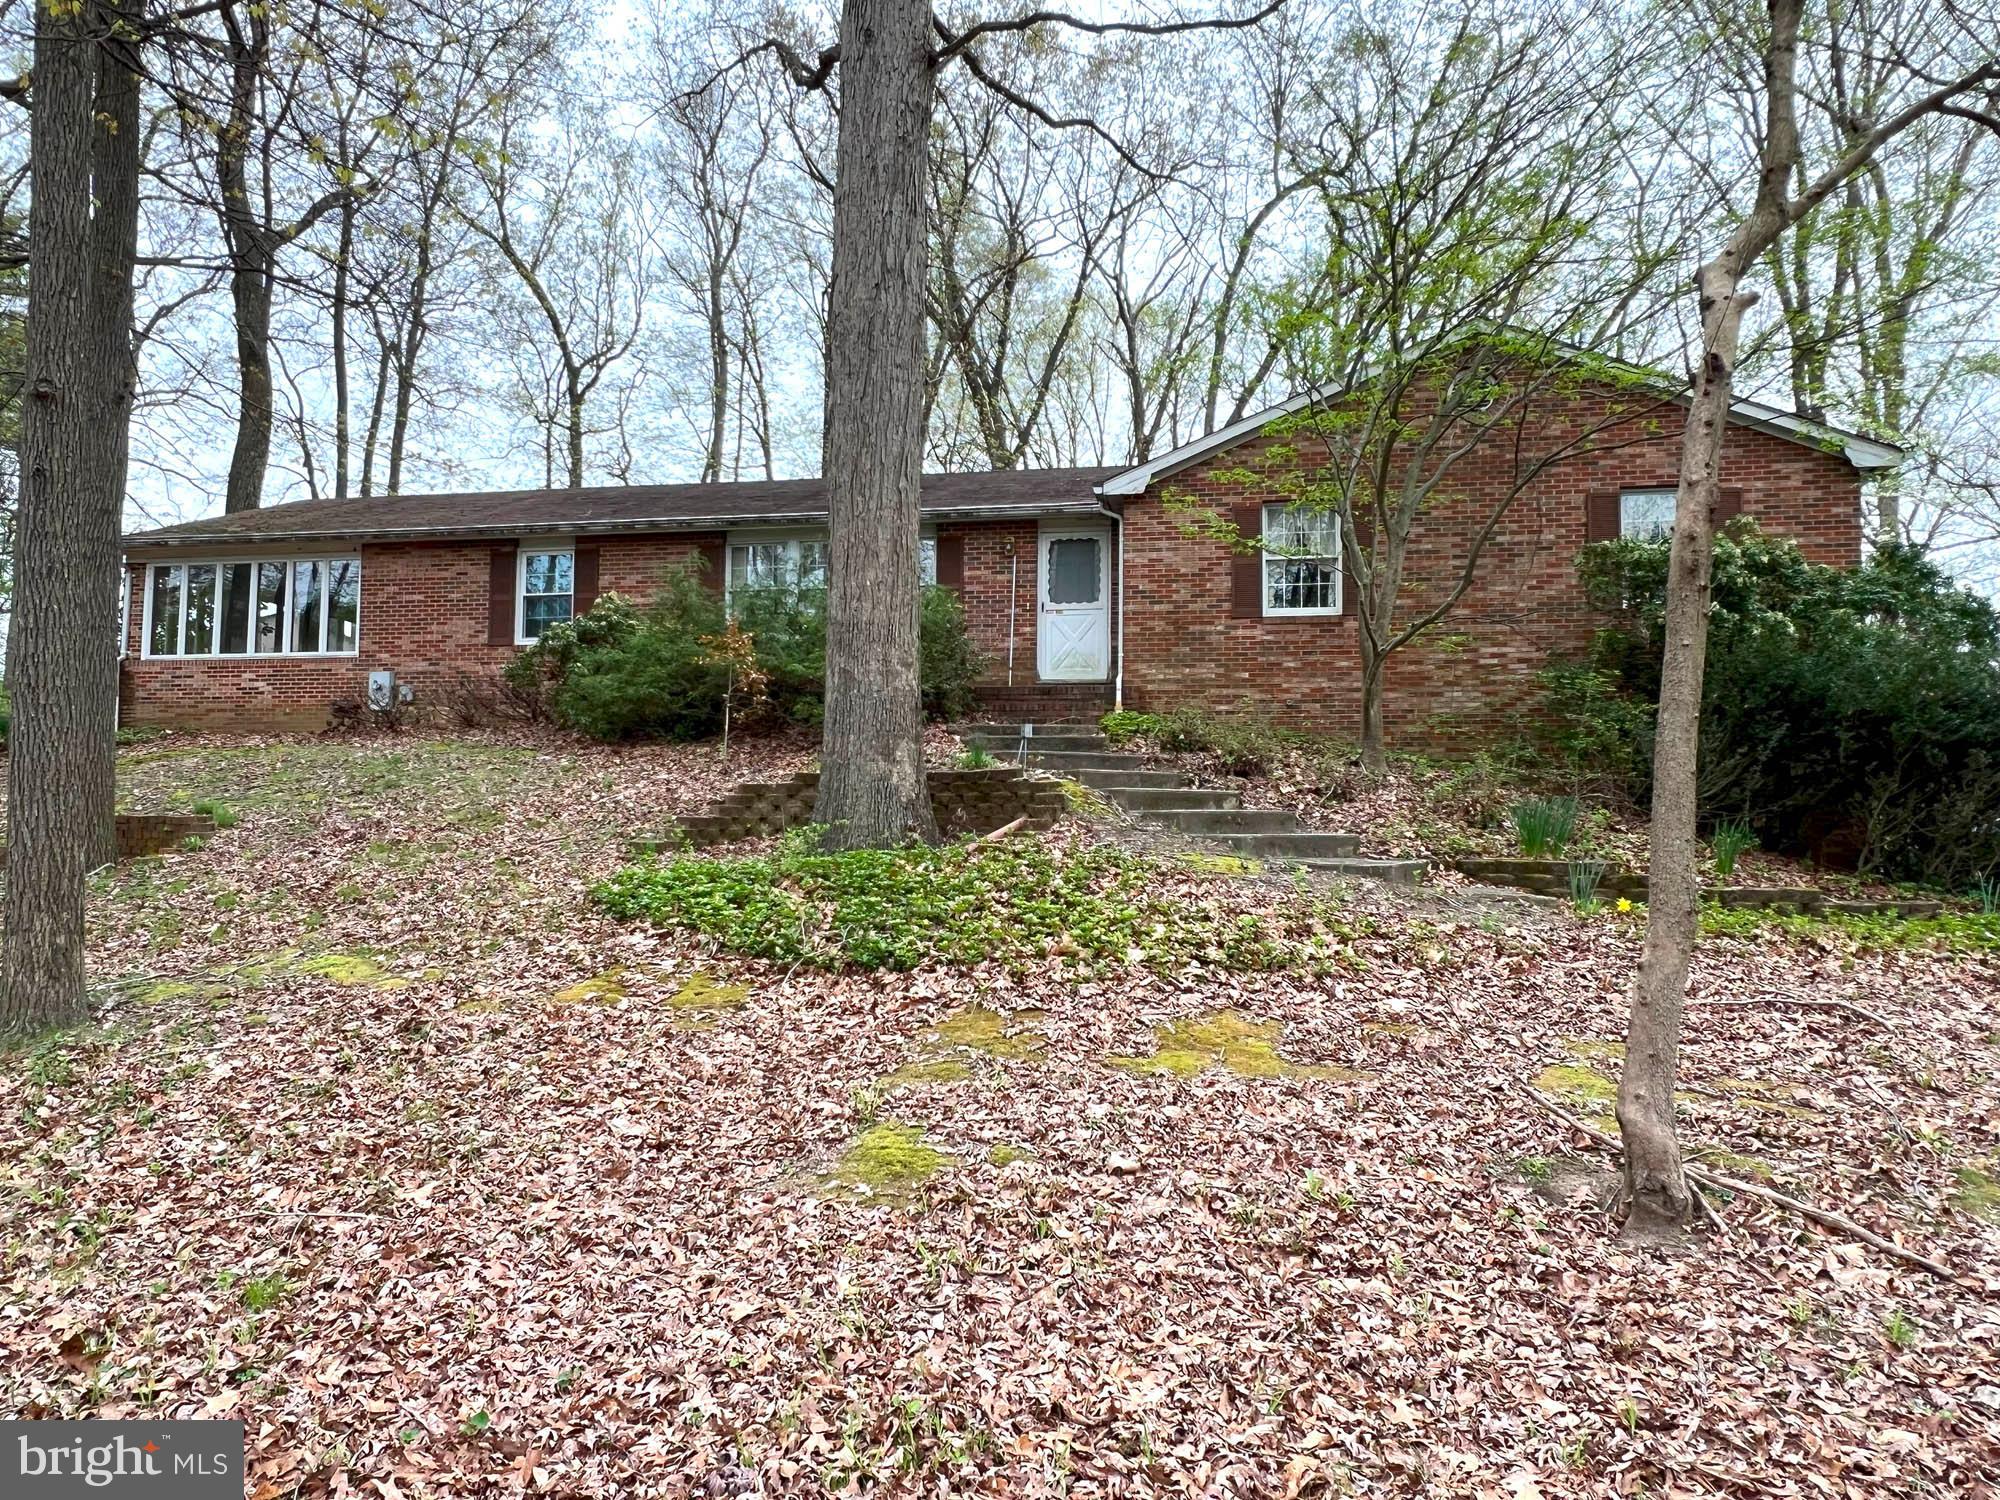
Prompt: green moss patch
<box><xmin>824</xmin><ymin>1121</ymin><xmax>953</xmax><ymax>1199</ymax></box>
<box><xmin>880</xmin><ymin>1057</ymin><xmax>974</xmax><ymax>1090</ymax></box>
<box><xmin>1712</xmin><ymin>1077</ymin><xmax>1826</xmax><ymax>1120</ymax></box>
<box><xmin>551</xmin><ymin>969</ymin><xmax>627</xmax><ymax>1006</ymax></box>
<box><xmin>925</xmin><ymin>1005</ymin><xmax>1046</xmax><ymax>1061</ymax></box>
<box><xmin>987</xmin><ymin>1143</ymin><xmax>1032</xmax><ymax>1167</ymax></box>
<box><xmin>1111</xmin><ymin>1010</ymin><xmax>1366</xmax><ymax>1083</ymax></box>
<box><xmin>1950</xmin><ymin>1165</ymin><xmax>2000</xmax><ymax>1222</ymax></box>
<box><xmin>1178</xmin><ymin>852</ymin><xmax>1263</xmax><ymax>877</ymax></box>
<box><xmin>670</xmin><ymin>972</ymin><xmax>750</xmax><ymax>1011</ymax></box>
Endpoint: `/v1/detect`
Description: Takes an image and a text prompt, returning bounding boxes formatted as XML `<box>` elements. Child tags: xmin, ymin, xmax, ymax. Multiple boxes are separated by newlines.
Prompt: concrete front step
<box><xmin>1099</xmin><ymin>785</ymin><xmax>1242</xmax><ymax>813</ymax></box>
<box><xmin>1201</xmin><ymin>830</ymin><xmax>1363</xmax><ymax>859</ymax></box>
<box><xmin>1147</xmin><ymin>808</ymin><xmax>1302</xmax><ymax>836</ymax></box>
<box><xmin>1300</xmin><ymin>856</ymin><xmax>1431</xmax><ymax>886</ymax></box>
<box><xmin>1068</xmin><ymin>767</ymin><xmax>1194</xmax><ymax>790</ymax></box>
<box><xmin>1015</xmin><ymin>749</ymin><xmax>1151</xmax><ymax>773</ymax></box>
<box><xmin>964</xmin><ymin>731</ymin><xmax>1107</xmax><ymax>754</ymax></box>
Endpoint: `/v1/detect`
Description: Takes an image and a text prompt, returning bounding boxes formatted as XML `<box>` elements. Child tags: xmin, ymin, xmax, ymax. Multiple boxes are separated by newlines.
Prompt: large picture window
<box><xmin>142</xmin><ymin>556</ymin><xmax>361</xmax><ymax>658</ymax></box>
<box><xmin>518</xmin><ymin>549</ymin><xmax>574</xmax><ymax>643</ymax></box>
<box><xmin>1261</xmin><ymin>503</ymin><xmax>1342</xmax><ymax>615</ymax></box>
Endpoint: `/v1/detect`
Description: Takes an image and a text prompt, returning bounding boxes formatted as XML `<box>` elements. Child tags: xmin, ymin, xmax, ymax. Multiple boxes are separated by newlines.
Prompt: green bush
<box><xmin>504</xmin><ymin>567</ymin><xmax>985</xmax><ymax>741</ymax></box>
<box><xmin>1095</xmin><ymin>705</ymin><xmax>1303</xmax><ymax>775</ymax></box>
<box><xmin>594</xmin><ymin>828</ymin><xmax>1343</xmax><ymax>972</ymax></box>
<box><xmin>1548</xmin><ymin>530</ymin><xmax>2000</xmax><ymax>887</ymax></box>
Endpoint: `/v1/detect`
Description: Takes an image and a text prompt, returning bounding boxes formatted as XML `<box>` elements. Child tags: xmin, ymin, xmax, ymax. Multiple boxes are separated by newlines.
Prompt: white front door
<box><xmin>1037</xmin><ymin>529</ymin><xmax>1109</xmax><ymax>681</ymax></box>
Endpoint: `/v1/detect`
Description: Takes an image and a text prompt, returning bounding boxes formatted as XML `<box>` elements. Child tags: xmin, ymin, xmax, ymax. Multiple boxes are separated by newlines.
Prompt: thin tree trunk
<box><xmin>566</xmin><ymin>380</ymin><xmax>585</xmax><ymax>489</ymax></box>
<box><xmin>3</xmin><ymin>0</ymin><xmax>140</xmax><ymax>1039</ymax></box>
<box><xmin>1616</xmin><ymin>268</ymin><xmax>1755</xmax><ymax>1232</ymax></box>
<box><xmin>218</xmin><ymin>22</ymin><xmax>271</xmax><ymax>514</ymax></box>
<box><xmin>812</xmin><ymin>0</ymin><xmax>938</xmax><ymax>850</ymax></box>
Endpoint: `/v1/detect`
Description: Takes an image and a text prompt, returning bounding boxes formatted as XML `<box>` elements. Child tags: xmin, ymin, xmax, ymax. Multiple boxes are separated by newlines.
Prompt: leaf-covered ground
<box><xmin>3</xmin><ymin>733</ymin><xmax>1997</xmax><ymax>1497</ymax></box>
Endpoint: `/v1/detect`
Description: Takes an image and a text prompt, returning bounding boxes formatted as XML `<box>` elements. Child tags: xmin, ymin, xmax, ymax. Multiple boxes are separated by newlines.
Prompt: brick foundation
<box><xmin>0</xmin><ymin>812</ymin><xmax>216</xmax><ymax>869</ymax></box>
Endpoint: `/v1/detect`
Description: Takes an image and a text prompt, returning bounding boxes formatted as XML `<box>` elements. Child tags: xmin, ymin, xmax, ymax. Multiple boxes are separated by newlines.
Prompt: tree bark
<box><xmin>3</xmin><ymin>0</ymin><xmax>140</xmax><ymax>1040</ymax></box>
<box><xmin>1616</xmin><ymin>266</ymin><xmax>1755</xmax><ymax>1234</ymax></box>
<box><xmin>218</xmin><ymin>14</ymin><xmax>272</xmax><ymax>514</ymax></box>
<box><xmin>811</xmin><ymin>0</ymin><xmax>938</xmax><ymax>850</ymax></box>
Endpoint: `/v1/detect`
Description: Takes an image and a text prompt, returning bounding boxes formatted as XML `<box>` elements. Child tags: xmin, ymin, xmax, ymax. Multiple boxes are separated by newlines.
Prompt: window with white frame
<box><xmin>1619</xmin><ymin>488</ymin><xmax>1677</xmax><ymax>540</ymax></box>
<box><xmin>1261</xmin><ymin>503</ymin><xmax>1342</xmax><ymax>615</ymax></box>
<box><xmin>143</xmin><ymin>557</ymin><xmax>360</xmax><ymax>657</ymax></box>
<box><xmin>518</xmin><ymin>549</ymin><xmax>574</xmax><ymax>642</ymax></box>
<box><xmin>725</xmin><ymin>530</ymin><xmax>938</xmax><ymax>604</ymax></box>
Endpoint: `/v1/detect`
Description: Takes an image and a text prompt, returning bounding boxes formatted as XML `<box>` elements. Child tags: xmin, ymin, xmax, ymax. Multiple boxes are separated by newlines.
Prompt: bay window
<box><xmin>142</xmin><ymin>556</ymin><xmax>361</xmax><ymax>657</ymax></box>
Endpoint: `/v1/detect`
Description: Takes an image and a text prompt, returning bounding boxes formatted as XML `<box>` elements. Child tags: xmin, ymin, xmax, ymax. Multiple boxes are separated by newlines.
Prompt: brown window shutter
<box><xmin>1712</xmin><ymin>487</ymin><xmax>1745</xmax><ymax>527</ymax></box>
<box><xmin>573</xmin><ymin>545</ymin><xmax>601</xmax><ymax>613</ymax></box>
<box><xmin>934</xmin><ymin>531</ymin><xmax>965</xmax><ymax>591</ymax></box>
<box><xmin>1229</xmin><ymin>503</ymin><xmax>1264</xmax><ymax>619</ymax></box>
<box><xmin>696</xmin><ymin>536</ymin><xmax>727</xmax><ymax>594</ymax></box>
<box><xmin>487</xmin><ymin>544</ymin><xmax>519</xmax><ymax>645</ymax></box>
<box><xmin>1584</xmin><ymin>490</ymin><xmax>1621</xmax><ymax>543</ymax></box>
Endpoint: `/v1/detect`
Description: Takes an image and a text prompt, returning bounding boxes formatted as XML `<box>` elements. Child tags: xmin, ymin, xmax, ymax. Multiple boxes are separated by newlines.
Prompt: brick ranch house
<box><xmin>119</xmin><ymin>383</ymin><xmax>1897</xmax><ymax>740</ymax></box>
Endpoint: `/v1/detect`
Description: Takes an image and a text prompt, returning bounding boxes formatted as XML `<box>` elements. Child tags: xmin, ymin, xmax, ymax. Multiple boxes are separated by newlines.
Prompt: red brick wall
<box><xmin>1116</xmin><ymin>397</ymin><xmax>1863</xmax><ymax>745</ymax></box>
<box><xmin>119</xmin><ymin>534</ymin><xmax>716</xmax><ymax>731</ymax></box>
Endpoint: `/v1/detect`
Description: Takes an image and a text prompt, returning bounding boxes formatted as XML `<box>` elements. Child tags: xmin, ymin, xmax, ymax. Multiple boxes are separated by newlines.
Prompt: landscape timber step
<box><xmin>1145</xmin><ymin>808</ymin><xmax>1303</xmax><ymax>836</ymax></box>
<box><xmin>1067</xmin><ymin>767</ymin><xmax>1196</xmax><ymax>790</ymax></box>
<box><xmin>1299</xmin><ymin>856</ymin><xmax>1431</xmax><ymax>886</ymax></box>
<box><xmin>1098</xmin><ymin>785</ymin><xmax>1242</xmax><ymax>813</ymax></box>
<box><xmin>1201</xmin><ymin>830</ymin><xmax>1364</xmax><ymax>860</ymax></box>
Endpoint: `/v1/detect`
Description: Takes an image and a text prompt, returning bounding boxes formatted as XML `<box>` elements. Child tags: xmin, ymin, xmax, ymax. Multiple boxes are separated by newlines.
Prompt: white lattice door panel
<box><xmin>1037</xmin><ymin>531</ymin><xmax>1108</xmax><ymax>681</ymax></box>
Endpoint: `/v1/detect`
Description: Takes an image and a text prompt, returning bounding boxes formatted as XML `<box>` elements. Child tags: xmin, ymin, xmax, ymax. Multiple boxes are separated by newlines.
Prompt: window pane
<box><xmin>183</xmin><ymin>564</ymin><xmax>217</xmax><ymax>654</ymax></box>
<box><xmin>1267</xmin><ymin>557</ymin><xmax>1340</xmax><ymax>612</ymax></box>
<box><xmin>797</xmin><ymin>540</ymin><xmax>828</xmax><ymax>591</ymax></box>
<box><xmin>149</xmin><ymin>566</ymin><xmax>184</xmax><ymax>656</ymax></box>
<box><xmin>292</xmin><ymin>561</ymin><xmax>324</xmax><ymax>654</ymax></box>
<box><xmin>256</xmin><ymin>562</ymin><xmax>288</xmax><ymax>652</ymax></box>
<box><xmin>1046</xmin><ymin>537</ymin><xmax>1100</xmax><ymax>605</ymax></box>
<box><xmin>219</xmin><ymin>564</ymin><xmax>252</xmax><ymax>654</ymax></box>
<box><xmin>1266</xmin><ymin>504</ymin><xmax>1336</xmax><ymax>554</ymax></box>
<box><xmin>326</xmin><ymin>560</ymin><xmax>360</xmax><ymax>652</ymax></box>
<box><xmin>728</xmin><ymin>546</ymin><xmax>749</xmax><ymax>590</ymax></box>
<box><xmin>522</xmin><ymin>594</ymin><xmax>572</xmax><ymax>639</ymax></box>
<box><xmin>524</xmin><ymin>551</ymin><xmax>572</xmax><ymax>595</ymax></box>
<box><xmin>919</xmin><ymin>536</ymin><xmax>937</xmax><ymax>586</ymax></box>
<box><xmin>1620</xmin><ymin>489</ymin><xmax>1676</xmax><ymax>540</ymax></box>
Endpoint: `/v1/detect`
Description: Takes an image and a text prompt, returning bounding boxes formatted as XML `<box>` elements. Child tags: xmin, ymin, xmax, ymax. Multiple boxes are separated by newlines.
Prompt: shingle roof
<box><xmin>123</xmin><ymin>467</ymin><xmax>1123</xmax><ymax>547</ymax></box>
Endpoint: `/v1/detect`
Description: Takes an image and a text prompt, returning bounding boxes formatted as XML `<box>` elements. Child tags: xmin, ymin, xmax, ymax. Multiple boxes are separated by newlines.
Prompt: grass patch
<box><xmin>1699</xmin><ymin>905</ymin><xmax>2000</xmax><ymax>952</ymax></box>
<box><xmin>594</xmin><ymin>829</ymin><xmax>1346</xmax><ymax>972</ymax></box>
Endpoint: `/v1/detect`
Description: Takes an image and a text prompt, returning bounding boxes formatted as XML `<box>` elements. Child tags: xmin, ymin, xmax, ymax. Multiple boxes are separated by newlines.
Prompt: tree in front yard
<box><xmin>712</xmin><ymin>0</ymin><xmax>1284</xmax><ymax>849</ymax></box>
<box><xmin>1225</xmin><ymin>0</ymin><xmax>1688</xmax><ymax>772</ymax></box>
<box><xmin>1</xmin><ymin>0</ymin><xmax>143</xmax><ymax>1041</ymax></box>
<box><xmin>1618</xmin><ymin>0</ymin><xmax>2000</xmax><ymax>1237</ymax></box>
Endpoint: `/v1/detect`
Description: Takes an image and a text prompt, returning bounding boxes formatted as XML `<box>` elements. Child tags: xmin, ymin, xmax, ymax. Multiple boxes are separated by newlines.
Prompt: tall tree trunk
<box><xmin>218</xmin><ymin>24</ymin><xmax>271</xmax><ymax>514</ymax></box>
<box><xmin>332</xmin><ymin>201</ymin><xmax>354</xmax><ymax>498</ymax></box>
<box><xmin>3</xmin><ymin>1</ymin><xmax>140</xmax><ymax>1039</ymax></box>
<box><xmin>703</xmin><ymin>263</ymin><xmax>728</xmax><ymax>482</ymax></box>
<box><xmin>812</xmin><ymin>0</ymin><xmax>938</xmax><ymax>850</ymax></box>
<box><xmin>224</xmin><ymin>262</ymin><xmax>273</xmax><ymax>512</ymax></box>
<box><xmin>566</xmin><ymin>379</ymin><xmax>586</xmax><ymax>490</ymax></box>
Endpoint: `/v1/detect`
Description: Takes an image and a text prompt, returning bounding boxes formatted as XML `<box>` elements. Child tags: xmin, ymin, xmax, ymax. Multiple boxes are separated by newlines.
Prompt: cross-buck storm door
<box><xmin>1036</xmin><ymin>529</ymin><xmax>1109</xmax><ymax>682</ymax></box>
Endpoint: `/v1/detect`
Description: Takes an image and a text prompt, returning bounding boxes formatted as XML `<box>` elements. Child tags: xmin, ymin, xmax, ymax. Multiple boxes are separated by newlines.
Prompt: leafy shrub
<box><xmin>1099</xmin><ymin>709</ymin><xmax>1160</xmax><ymax>745</ymax></box>
<box><xmin>956</xmin><ymin>745</ymin><xmax>997</xmax><ymax>769</ymax></box>
<box><xmin>593</xmin><ymin>827</ymin><xmax>1348</xmax><ymax>973</ymax></box>
<box><xmin>1511</xmin><ymin>795</ymin><xmax>1578</xmax><ymax>857</ymax></box>
<box><xmin>1710</xmin><ymin>818</ymin><xmax>1756</xmax><ymax>879</ymax></box>
<box><xmin>1548</xmin><ymin>531</ymin><xmax>2000</xmax><ymax>888</ymax></box>
<box><xmin>504</xmin><ymin>568</ymin><xmax>985</xmax><ymax>741</ymax></box>
<box><xmin>192</xmin><ymin>798</ymin><xmax>240</xmax><ymax>830</ymax></box>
